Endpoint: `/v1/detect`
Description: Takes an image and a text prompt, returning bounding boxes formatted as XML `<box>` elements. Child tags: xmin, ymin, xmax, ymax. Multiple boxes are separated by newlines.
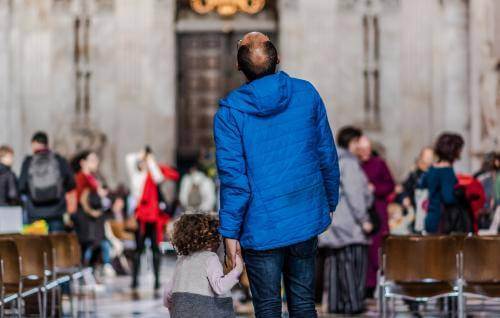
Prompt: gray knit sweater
<box><xmin>164</xmin><ymin>251</ymin><xmax>240</xmax><ymax>318</ymax></box>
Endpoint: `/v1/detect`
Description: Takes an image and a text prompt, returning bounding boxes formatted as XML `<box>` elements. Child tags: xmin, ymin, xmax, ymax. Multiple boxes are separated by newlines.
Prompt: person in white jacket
<box><xmin>179</xmin><ymin>165</ymin><xmax>216</xmax><ymax>213</ymax></box>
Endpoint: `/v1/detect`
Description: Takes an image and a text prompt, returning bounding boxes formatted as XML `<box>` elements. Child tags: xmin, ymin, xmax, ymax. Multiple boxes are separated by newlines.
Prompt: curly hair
<box><xmin>434</xmin><ymin>133</ymin><xmax>464</xmax><ymax>164</ymax></box>
<box><xmin>172</xmin><ymin>214</ymin><xmax>220</xmax><ymax>256</ymax></box>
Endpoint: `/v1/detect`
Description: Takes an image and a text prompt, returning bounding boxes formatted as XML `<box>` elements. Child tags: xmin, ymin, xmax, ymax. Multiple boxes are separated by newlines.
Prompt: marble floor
<box><xmin>81</xmin><ymin>254</ymin><xmax>497</xmax><ymax>318</ymax></box>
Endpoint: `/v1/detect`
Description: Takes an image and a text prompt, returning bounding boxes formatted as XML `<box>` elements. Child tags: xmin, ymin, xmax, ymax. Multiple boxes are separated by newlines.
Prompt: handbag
<box><xmin>157</xmin><ymin>185</ymin><xmax>175</xmax><ymax>217</ymax></box>
<box><xmin>367</xmin><ymin>204</ymin><xmax>380</xmax><ymax>235</ymax></box>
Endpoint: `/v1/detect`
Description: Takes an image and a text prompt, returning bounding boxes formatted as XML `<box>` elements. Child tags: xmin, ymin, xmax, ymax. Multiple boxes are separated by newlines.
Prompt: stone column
<box><xmin>399</xmin><ymin>0</ymin><xmax>440</xmax><ymax>173</ymax></box>
<box><xmin>440</xmin><ymin>0</ymin><xmax>470</xmax><ymax>171</ymax></box>
<box><xmin>279</xmin><ymin>0</ymin><xmax>337</xmax><ymax>122</ymax></box>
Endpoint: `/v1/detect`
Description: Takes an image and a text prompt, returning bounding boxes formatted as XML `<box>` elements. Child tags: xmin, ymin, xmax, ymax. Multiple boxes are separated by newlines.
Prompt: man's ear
<box><xmin>277</xmin><ymin>55</ymin><xmax>281</xmax><ymax>65</ymax></box>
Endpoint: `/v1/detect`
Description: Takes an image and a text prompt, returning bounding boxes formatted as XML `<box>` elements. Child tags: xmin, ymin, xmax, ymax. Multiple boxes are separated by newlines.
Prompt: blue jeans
<box><xmin>243</xmin><ymin>237</ymin><xmax>318</xmax><ymax>318</ymax></box>
<box><xmin>83</xmin><ymin>240</ymin><xmax>112</xmax><ymax>265</ymax></box>
<box><xmin>46</xmin><ymin>217</ymin><xmax>65</xmax><ymax>233</ymax></box>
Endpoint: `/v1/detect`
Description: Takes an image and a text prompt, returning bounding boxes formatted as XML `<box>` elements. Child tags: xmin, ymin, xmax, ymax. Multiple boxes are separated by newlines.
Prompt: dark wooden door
<box><xmin>176</xmin><ymin>32</ymin><xmax>276</xmax><ymax>166</ymax></box>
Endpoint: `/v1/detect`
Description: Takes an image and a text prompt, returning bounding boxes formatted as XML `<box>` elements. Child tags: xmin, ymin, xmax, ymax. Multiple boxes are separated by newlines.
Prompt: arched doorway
<box><xmin>175</xmin><ymin>0</ymin><xmax>278</xmax><ymax>171</ymax></box>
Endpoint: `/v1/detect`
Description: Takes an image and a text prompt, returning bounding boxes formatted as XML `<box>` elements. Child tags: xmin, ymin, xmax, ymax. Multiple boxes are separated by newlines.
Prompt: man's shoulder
<box><xmin>288</xmin><ymin>76</ymin><xmax>318</xmax><ymax>94</ymax></box>
<box><xmin>52</xmin><ymin>152</ymin><xmax>69</xmax><ymax>164</ymax></box>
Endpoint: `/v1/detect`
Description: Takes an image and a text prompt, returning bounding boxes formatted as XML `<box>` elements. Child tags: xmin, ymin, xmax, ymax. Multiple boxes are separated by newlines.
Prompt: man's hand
<box><xmin>368</xmin><ymin>183</ymin><xmax>376</xmax><ymax>193</ymax></box>
<box><xmin>234</xmin><ymin>254</ymin><xmax>244</xmax><ymax>275</ymax></box>
<box><xmin>362</xmin><ymin>221</ymin><xmax>374</xmax><ymax>234</ymax></box>
<box><xmin>224</xmin><ymin>238</ymin><xmax>241</xmax><ymax>269</ymax></box>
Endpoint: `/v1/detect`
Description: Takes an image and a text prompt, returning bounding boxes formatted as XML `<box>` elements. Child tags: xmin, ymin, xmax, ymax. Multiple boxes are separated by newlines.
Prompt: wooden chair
<box><xmin>461</xmin><ymin>235</ymin><xmax>500</xmax><ymax>315</ymax></box>
<box><xmin>0</xmin><ymin>237</ymin><xmax>45</xmax><ymax>318</ymax></box>
<box><xmin>9</xmin><ymin>235</ymin><xmax>54</xmax><ymax>318</ymax></box>
<box><xmin>51</xmin><ymin>233</ymin><xmax>97</xmax><ymax>316</ymax></box>
<box><xmin>378</xmin><ymin>235</ymin><xmax>462</xmax><ymax>317</ymax></box>
<box><xmin>0</xmin><ymin>239</ymin><xmax>21</xmax><ymax>318</ymax></box>
<box><xmin>48</xmin><ymin>232</ymin><xmax>85</xmax><ymax>317</ymax></box>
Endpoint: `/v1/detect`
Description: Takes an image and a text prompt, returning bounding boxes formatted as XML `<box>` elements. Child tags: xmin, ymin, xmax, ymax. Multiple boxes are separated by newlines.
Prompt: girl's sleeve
<box><xmin>206</xmin><ymin>254</ymin><xmax>241</xmax><ymax>295</ymax></box>
<box><xmin>163</xmin><ymin>280</ymin><xmax>173</xmax><ymax>309</ymax></box>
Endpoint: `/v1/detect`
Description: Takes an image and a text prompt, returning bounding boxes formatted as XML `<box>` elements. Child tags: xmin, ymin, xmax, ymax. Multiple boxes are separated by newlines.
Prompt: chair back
<box><xmin>0</xmin><ymin>239</ymin><xmax>21</xmax><ymax>285</ymax></box>
<box><xmin>48</xmin><ymin>233</ymin><xmax>80</xmax><ymax>268</ymax></box>
<box><xmin>463</xmin><ymin>235</ymin><xmax>500</xmax><ymax>283</ymax></box>
<box><xmin>67</xmin><ymin>233</ymin><xmax>82</xmax><ymax>266</ymax></box>
<box><xmin>10</xmin><ymin>235</ymin><xmax>50</xmax><ymax>278</ymax></box>
<box><xmin>383</xmin><ymin>235</ymin><xmax>459</xmax><ymax>283</ymax></box>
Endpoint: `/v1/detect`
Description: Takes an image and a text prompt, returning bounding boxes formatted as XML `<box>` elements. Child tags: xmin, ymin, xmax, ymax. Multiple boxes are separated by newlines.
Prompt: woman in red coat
<box><xmin>357</xmin><ymin>136</ymin><xmax>395</xmax><ymax>297</ymax></box>
<box><xmin>126</xmin><ymin>147</ymin><xmax>179</xmax><ymax>293</ymax></box>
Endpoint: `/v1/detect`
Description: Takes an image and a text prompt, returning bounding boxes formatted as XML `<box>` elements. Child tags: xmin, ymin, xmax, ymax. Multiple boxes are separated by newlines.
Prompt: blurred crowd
<box><xmin>0</xmin><ymin>128</ymin><xmax>499</xmax><ymax>314</ymax></box>
<box><xmin>0</xmin><ymin>131</ymin><xmax>218</xmax><ymax>296</ymax></box>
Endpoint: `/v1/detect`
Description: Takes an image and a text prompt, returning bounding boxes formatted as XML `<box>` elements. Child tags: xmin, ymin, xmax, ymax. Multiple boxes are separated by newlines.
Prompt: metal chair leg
<box><xmin>16</xmin><ymin>296</ymin><xmax>22</xmax><ymax>318</ymax></box>
<box><xmin>38</xmin><ymin>291</ymin><xmax>44</xmax><ymax>318</ymax></box>
<box><xmin>382</xmin><ymin>294</ymin><xmax>387</xmax><ymax>317</ymax></box>
<box><xmin>92</xmin><ymin>289</ymin><xmax>97</xmax><ymax>316</ymax></box>
<box><xmin>458</xmin><ymin>288</ymin><xmax>465</xmax><ymax>318</ymax></box>
<box><xmin>43</xmin><ymin>289</ymin><xmax>48</xmax><ymax>318</ymax></box>
<box><xmin>69</xmin><ymin>280</ymin><xmax>75</xmax><ymax>318</ymax></box>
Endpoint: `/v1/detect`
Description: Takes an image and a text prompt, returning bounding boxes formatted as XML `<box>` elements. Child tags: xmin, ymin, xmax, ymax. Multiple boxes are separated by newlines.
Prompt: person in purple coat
<box><xmin>357</xmin><ymin>136</ymin><xmax>395</xmax><ymax>297</ymax></box>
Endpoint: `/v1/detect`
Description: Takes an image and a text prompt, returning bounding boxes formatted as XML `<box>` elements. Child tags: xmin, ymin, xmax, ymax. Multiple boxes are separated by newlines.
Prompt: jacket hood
<box><xmin>219</xmin><ymin>71</ymin><xmax>292</xmax><ymax>117</ymax></box>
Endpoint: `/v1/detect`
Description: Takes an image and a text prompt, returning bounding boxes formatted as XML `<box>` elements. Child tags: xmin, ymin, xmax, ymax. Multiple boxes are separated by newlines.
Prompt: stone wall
<box><xmin>1</xmin><ymin>0</ymin><xmax>500</xmax><ymax>184</ymax></box>
<box><xmin>0</xmin><ymin>0</ymin><xmax>176</xmax><ymax>185</ymax></box>
<box><xmin>279</xmin><ymin>0</ymin><xmax>495</xmax><ymax>178</ymax></box>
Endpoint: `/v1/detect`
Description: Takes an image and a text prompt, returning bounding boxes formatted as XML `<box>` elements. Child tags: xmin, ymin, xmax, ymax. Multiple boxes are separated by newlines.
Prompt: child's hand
<box><xmin>234</xmin><ymin>254</ymin><xmax>244</xmax><ymax>275</ymax></box>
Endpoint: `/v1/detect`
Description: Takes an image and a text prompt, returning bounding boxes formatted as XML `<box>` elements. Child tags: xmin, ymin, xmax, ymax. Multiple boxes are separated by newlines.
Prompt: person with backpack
<box><xmin>126</xmin><ymin>147</ymin><xmax>179</xmax><ymax>295</ymax></box>
<box><xmin>0</xmin><ymin>145</ymin><xmax>19</xmax><ymax>206</ymax></box>
<box><xmin>179</xmin><ymin>164</ymin><xmax>216</xmax><ymax>213</ymax></box>
<box><xmin>420</xmin><ymin>132</ymin><xmax>469</xmax><ymax>234</ymax></box>
<box><xmin>19</xmin><ymin>131</ymin><xmax>76</xmax><ymax>232</ymax></box>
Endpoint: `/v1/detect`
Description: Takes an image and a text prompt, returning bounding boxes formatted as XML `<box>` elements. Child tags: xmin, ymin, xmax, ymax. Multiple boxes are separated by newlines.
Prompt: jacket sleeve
<box><xmin>214</xmin><ymin>107</ymin><xmax>251</xmax><ymax>239</ymax></box>
<box><xmin>18</xmin><ymin>157</ymin><xmax>30</xmax><ymax>195</ymax></box>
<box><xmin>6</xmin><ymin>171</ymin><xmax>19</xmax><ymax>204</ymax></box>
<box><xmin>314</xmin><ymin>91</ymin><xmax>340</xmax><ymax>211</ymax></box>
<box><xmin>342</xmin><ymin>160</ymin><xmax>371</xmax><ymax>224</ymax></box>
<box><xmin>372</xmin><ymin>160</ymin><xmax>395</xmax><ymax>198</ymax></box>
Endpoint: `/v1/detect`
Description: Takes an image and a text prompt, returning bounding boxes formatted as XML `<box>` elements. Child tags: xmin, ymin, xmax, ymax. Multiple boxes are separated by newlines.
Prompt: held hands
<box><xmin>362</xmin><ymin>221</ymin><xmax>374</xmax><ymax>234</ymax></box>
<box><xmin>224</xmin><ymin>238</ymin><xmax>241</xmax><ymax>270</ymax></box>
<box><xmin>234</xmin><ymin>254</ymin><xmax>244</xmax><ymax>275</ymax></box>
<box><xmin>368</xmin><ymin>183</ymin><xmax>376</xmax><ymax>193</ymax></box>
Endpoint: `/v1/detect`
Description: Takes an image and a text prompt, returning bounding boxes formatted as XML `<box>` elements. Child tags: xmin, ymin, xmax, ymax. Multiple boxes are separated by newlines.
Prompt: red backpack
<box><xmin>456</xmin><ymin>174</ymin><xmax>486</xmax><ymax>233</ymax></box>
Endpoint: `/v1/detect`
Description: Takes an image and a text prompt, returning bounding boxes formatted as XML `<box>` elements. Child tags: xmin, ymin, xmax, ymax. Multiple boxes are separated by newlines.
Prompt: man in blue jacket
<box><xmin>214</xmin><ymin>32</ymin><xmax>340</xmax><ymax>318</ymax></box>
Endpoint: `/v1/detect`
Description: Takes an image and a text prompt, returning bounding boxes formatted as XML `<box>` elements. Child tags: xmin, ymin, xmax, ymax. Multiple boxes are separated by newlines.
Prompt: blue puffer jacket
<box><xmin>214</xmin><ymin>71</ymin><xmax>340</xmax><ymax>250</ymax></box>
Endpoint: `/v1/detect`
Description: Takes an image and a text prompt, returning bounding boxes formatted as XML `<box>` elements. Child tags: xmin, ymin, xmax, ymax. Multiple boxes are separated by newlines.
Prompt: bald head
<box><xmin>237</xmin><ymin>32</ymin><xmax>279</xmax><ymax>81</ymax></box>
<box><xmin>357</xmin><ymin>136</ymin><xmax>372</xmax><ymax>162</ymax></box>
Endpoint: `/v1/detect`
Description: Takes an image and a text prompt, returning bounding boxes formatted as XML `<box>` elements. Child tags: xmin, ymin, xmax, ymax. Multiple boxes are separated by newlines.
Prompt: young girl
<box><xmin>388</xmin><ymin>200</ymin><xmax>415</xmax><ymax>235</ymax></box>
<box><xmin>164</xmin><ymin>214</ymin><xmax>243</xmax><ymax>318</ymax></box>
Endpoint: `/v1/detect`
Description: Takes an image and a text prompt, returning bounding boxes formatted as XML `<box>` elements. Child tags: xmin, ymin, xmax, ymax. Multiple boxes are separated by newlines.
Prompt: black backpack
<box><xmin>27</xmin><ymin>152</ymin><xmax>64</xmax><ymax>204</ymax></box>
<box><xmin>441</xmin><ymin>186</ymin><xmax>473</xmax><ymax>234</ymax></box>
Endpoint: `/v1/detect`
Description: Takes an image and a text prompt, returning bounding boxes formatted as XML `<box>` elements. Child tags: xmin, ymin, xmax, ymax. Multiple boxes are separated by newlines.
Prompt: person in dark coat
<box><xmin>0</xmin><ymin>145</ymin><xmax>19</xmax><ymax>206</ymax></box>
<box><xmin>18</xmin><ymin>132</ymin><xmax>75</xmax><ymax>232</ymax></box>
<box><xmin>357</xmin><ymin>136</ymin><xmax>395</xmax><ymax>297</ymax></box>
<box><xmin>402</xmin><ymin>147</ymin><xmax>434</xmax><ymax>208</ymax></box>
<box><xmin>420</xmin><ymin>133</ymin><xmax>464</xmax><ymax>233</ymax></box>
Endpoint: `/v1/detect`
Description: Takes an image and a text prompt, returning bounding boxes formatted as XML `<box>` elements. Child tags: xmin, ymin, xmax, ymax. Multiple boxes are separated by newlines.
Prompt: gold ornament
<box><xmin>190</xmin><ymin>0</ymin><xmax>266</xmax><ymax>17</ymax></box>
